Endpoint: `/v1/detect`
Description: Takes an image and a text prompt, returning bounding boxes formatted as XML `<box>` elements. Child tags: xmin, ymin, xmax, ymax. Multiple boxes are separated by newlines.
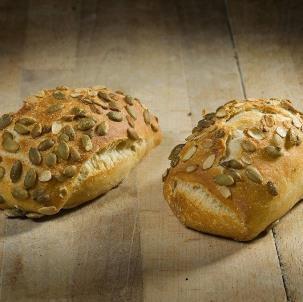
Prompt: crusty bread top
<box><xmin>0</xmin><ymin>86</ymin><xmax>161</xmax><ymax>217</ymax></box>
<box><xmin>164</xmin><ymin>98</ymin><xmax>303</xmax><ymax>230</ymax></box>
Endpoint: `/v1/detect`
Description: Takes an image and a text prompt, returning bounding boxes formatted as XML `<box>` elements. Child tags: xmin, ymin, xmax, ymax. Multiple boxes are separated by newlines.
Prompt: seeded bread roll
<box><xmin>163</xmin><ymin>99</ymin><xmax>303</xmax><ymax>241</ymax></box>
<box><xmin>0</xmin><ymin>86</ymin><xmax>161</xmax><ymax>218</ymax></box>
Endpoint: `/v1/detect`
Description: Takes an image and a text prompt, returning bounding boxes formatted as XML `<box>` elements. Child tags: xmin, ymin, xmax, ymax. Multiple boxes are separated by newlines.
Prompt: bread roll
<box><xmin>0</xmin><ymin>86</ymin><xmax>161</xmax><ymax>218</ymax></box>
<box><xmin>163</xmin><ymin>99</ymin><xmax>303</xmax><ymax>241</ymax></box>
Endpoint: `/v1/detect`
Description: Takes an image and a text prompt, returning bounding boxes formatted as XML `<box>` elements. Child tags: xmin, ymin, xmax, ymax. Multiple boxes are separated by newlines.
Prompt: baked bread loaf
<box><xmin>163</xmin><ymin>98</ymin><xmax>303</xmax><ymax>241</ymax></box>
<box><xmin>0</xmin><ymin>86</ymin><xmax>161</xmax><ymax>218</ymax></box>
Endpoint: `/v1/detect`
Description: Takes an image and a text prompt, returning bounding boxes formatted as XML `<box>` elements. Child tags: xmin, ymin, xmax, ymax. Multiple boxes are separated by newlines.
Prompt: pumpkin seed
<box><xmin>14</xmin><ymin>123</ymin><xmax>29</xmax><ymax>135</ymax></box>
<box><xmin>97</xmin><ymin>91</ymin><xmax>112</xmax><ymax>102</ymax></box>
<box><xmin>2</xmin><ymin>137</ymin><xmax>20</xmax><ymax>153</ymax></box>
<box><xmin>214</xmin><ymin>174</ymin><xmax>234</xmax><ymax>186</ymax></box>
<box><xmin>54</xmin><ymin>173</ymin><xmax>67</xmax><ymax>183</ymax></box>
<box><xmin>264</xmin><ymin>115</ymin><xmax>275</xmax><ymax>127</ymax></box>
<box><xmin>31</xmin><ymin>123</ymin><xmax>43</xmax><ymax>138</ymax></box>
<box><xmin>143</xmin><ymin>109</ymin><xmax>151</xmax><ymax>125</ymax></box>
<box><xmin>124</xmin><ymin>95</ymin><xmax>134</xmax><ymax>105</ymax></box>
<box><xmin>71</xmin><ymin>92</ymin><xmax>83</xmax><ymax>98</ymax></box>
<box><xmin>90</xmin><ymin>104</ymin><xmax>102</xmax><ymax>114</ymax></box>
<box><xmin>151</xmin><ymin>122</ymin><xmax>159</xmax><ymax>132</ymax></box>
<box><xmin>221</xmin><ymin>159</ymin><xmax>243</xmax><ymax>169</ymax></box>
<box><xmin>38</xmin><ymin>206</ymin><xmax>58</xmax><ymax>215</ymax></box>
<box><xmin>286</xmin><ymin>128</ymin><xmax>301</xmax><ymax>146</ymax></box>
<box><xmin>24</xmin><ymin>168</ymin><xmax>37</xmax><ymax>189</ymax></box>
<box><xmin>52</xmin><ymin>121</ymin><xmax>63</xmax><ymax>134</ymax></box>
<box><xmin>77</xmin><ymin>117</ymin><xmax>96</xmax><ymax>131</ymax></box>
<box><xmin>126</xmin><ymin>115</ymin><xmax>135</xmax><ymax>128</ymax></box>
<box><xmin>182</xmin><ymin>145</ymin><xmax>197</xmax><ymax>161</ymax></box>
<box><xmin>38</xmin><ymin>139</ymin><xmax>55</xmax><ymax>151</ymax></box>
<box><xmin>82</xmin><ymin>98</ymin><xmax>93</xmax><ymax>105</ymax></box>
<box><xmin>39</xmin><ymin>170</ymin><xmax>52</xmax><ymax>182</ymax></box>
<box><xmin>4</xmin><ymin>208</ymin><xmax>25</xmax><ymax>217</ymax></box>
<box><xmin>217</xmin><ymin>186</ymin><xmax>231</xmax><ymax>198</ymax></box>
<box><xmin>81</xmin><ymin>135</ymin><xmax>93</xmax><ymax>151</ymax></box>
<box><xmin>126</xmin><ymin>105</ymin><xmax>137</xmax><ymax>119</ymax></box>
<box><xmin>58</xmin><ymin>133</ymin><xmax>70</xmax><ymax>143</ymax></box>
<box><xmin>241</xmin><ymin>139</ymin><xmax>257</xmax><ymax>152</ymax></box>
<box><xmin>247</xmin><ymin>128</ymin><xmax>264</xmax><ymax>140</ymax></box>
<box><xmin>57</xmin><ymin>142</ymin><xmax>70</xmax><ymax>160</ymax></box>
<box><xmin>17</xmin><ymin>117</ymin><xmax>36</xmax><ymax>125</ymax></box>
<box><xmin>109</xmin><ymin>101</ymin><xmax>120</xmax><ymax>112</ymax></box>
<box><xmin>96</xmin><ymin>121</ymin><xmax>109</xmax><ymax>136</ymax></box>
<box><xmin>71</xmin><ymin>107</ymin><xmax>87</xmax><ymax>118</ymax></box>
<box><xmin>0</xmin><ymin>194</ymin><xmax>5</xmax><ymax>203</ymax></box>
<box><xmin>29</xmin><ymin>148</ymin><xmax>42</xmax><ymax>165</ymax></box>
<box><xmin>53</xmin><ymin>91</ymin><xmax>65</xmax><ymax>100</ymax></box>
<box><xmin>107</xmin><ymin>111</ymin><xmax>123</xmax><ymax>122</ymax></box>
<box><xmin>26</xmin><ymin>213</ymin><xmax>44</xmax><ymax>219</ymax></box>
<box><xmin>63</xmin><ymin>165</ymin><xmax>77</xmax><ymax>178</ymax></box>
<box><xmin>11</xmin><ymin>187</ymin><xmax>29</xmax><ymax>200</ymax></box>
<box><xmin>32</xmin><ymin>189</ymin><xmax>51</xmax><ymax>203</ymax></box>
<box><xmin>45</xmin><ymin>153</ymin><xmax>57</xmax><ymax>167</ymax></box>
<box><xmin>276</xmin><ymin>126</ymin><xmax>287</xmax><ymax>138</ymax></box>
<box><xmin>202</xmin><ymin>154</ymin><xmax>215</xmax><ymax>170</ymax></box>
<box><xmin>61</xmin><ymin>125</ymin><xmax>76</xmax><ymax>140</ymax></box>
<box><xmin>0</xmin><ymin>166</ymin><xmax>5</xmax><ymax>180</ymax></box>
<box><xmin>186</xmin><ymin>165</ymin><xmax>198</xmax><ymax>173</ymax></box>
<box><xmin>42</xmin><ymin>124</ymin><xmax>52</xmax><ymax>134</ymax></box>
<box><xmin>241</xmin><ymin>154</ymin><xmax>252</xmax><ymax>165</ymax></box>
<box><xmin>216</xmin><ymin>108</ymin><xmax>227</xmax><ymax>118</ymax></box>
<box><xmin>35</xmin><ymin>90</ymin><xmax>45</xmax><ymax>98</ymax></box>
<box><xmin>170</xmin><ymin>156</ymin><xmax>179</xmax><ymax>167</ymax></box>
<box><xmin>70</xmin><ymin>146</ymin><xmax>81</xmax><ymax>162</ymax></box>
<box><xmin>264</xmin><ymin>145</ymin><xmax>283</xmax><ymax>158</ymax></box>
<box><xmin>169</xmin><ymin>144</ymin><xmax>185</xmax><ymax>160</ymax></box>
<box><xmin>224</xmin><ymin>168</ymin><xmax>242</xmax><ymax>182</ymax></box>
<box><xmin>127</xmin><ymin>128</ymin><xmax>139</xmax><ymax>140</ymax></box>
<box><xmin>292</xmin><ymin>116</ymin><xmax>302</xmax><ymax>128</ymax></box>
<box><xmin>245</xmin><ymin>166</ymin><xmax>263</xmax><ymax>184</ymax></box>
<box><xmin>10</xmin><ymin>160</ymin><xmax>23</xmax><ymax>183</ymax></box>
<box><xmin>0</xmin><ymin>114</ymin><xmax>13</xmax><ymax>130</ymax></box>
<box><xmin>3</xmin><ymin>130</ymin><xmax>13</xmax><ymax>140</ymax></box>
<box><xmin>266</xmin><ymin>181</ymin><xmax>278</xmax><ymax>196</ymax></box>
<box><xmin>47</xmin><ymin>103</ymin><xmax>64</xmax><ymax>114</ymax></box>
<box><xmin>272</xmin><ymin>133</ymin><xmax>284</xmax><ymax>147</ymax></box>
<box><xmin>61</xmin><ymin>115</ymin><xmax>74</xmax><ymax>122</ymax></box>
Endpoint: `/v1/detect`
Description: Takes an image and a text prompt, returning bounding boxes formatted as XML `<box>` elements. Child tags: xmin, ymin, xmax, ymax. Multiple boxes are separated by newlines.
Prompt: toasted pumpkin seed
<box><xmin>126</xmin><ymin>115</ymin><xmax>135</xmax><ymax>128</ymax></box>
<box><xmin>32</xmin><ymin>188</ymin><xmax>51</xmax><ymax>203</ymax></box>
<box><xmin>245</xmin><ymin>166</ymin><xmax>263</xmax><ymax>184</ymax></box>
<box><xmin>53</xmin><ymin>91</ymin><xmax>65</xmax><ymax>100</ymax></box>
<box><xmin>264</xmin><ymin>145</ymin><xmax>283</xmax><ymax>158</ymax></box>
<box><xmin>182</xmin><ymin>145</ymin><xmax>197</xmax><ymax>161</ymax></box>
<box><xmin>143</xmin><ymin>109</ymin><xmax>151</xmax><ymax>125</ymax></box>
<box><xmin>214</xmin><ymin>174</ymin><xmax>234</xmax><ymax>186</ymax></box>
<box><xmin>82</xmin><ymin>98</ymin><xmax>93</xmax><ymax>105</ymax></box>
<box><xmin>29</xmin><ymin>148</ymin><xmax>42</xmax><ymax>165</ymax></box>
<box><xmin>107</xmin><ymin>111</ymin><xmax>123</xmax><ymax>122</ymax></box>
<box><xmin>126</xmin><ymin>105</ymin><xmax>137</xmax><ymax>119</ymax></box>
<box><xmin>39</xmin><ymin>170</ymin><xmax>52</xmax><ymax>182</ymax></box>
<box><xmin>38</xmin><ymin>206</ymin><xmax>58</xmax><ymax>215</ymax></box>
<box><xmin>71</xmin><ymin>107</ymin><xmax>87</xmax><ymax>118</ymax></box>
<box><xmin>97</xmin><ymin>91</ymin><xmax>112</xmax><ymax>102</ymax></box>
<box><xmin>77</xmin><ymin>117</ymin><xmax>96</xmax><ymax>131</ymax></box>
<box><xmin>241</xmin><ymin>139</ymin><xmax>257</xmax><ymax>152</ymax></box>
<box><xmin>35</xmin><ymin>90</ymin><xmax>45</xmax><ymax>98</ymax></box>
<box><xmin>70</xmin><ymin>146</ymin><xmax>81</xmax><ymax>162</ymax></box>
<box><xmin>38</xmin><ymin>139</ymin><xmax>55</xmax><ymax>151</ymax></box>
<box><xmin>170</xmin><ymin>156</ymin><xmax>179</xmax><ymax>167</ymax></box>
<box><xmin>96</xmin><ymin>121</ymin><xmax>109</xmax><ymax>136</ymax></box>
<box><xmin>31</xmin><ymin>123</ymin><xmax>43</xmax><ymax>138</ymax></box>
<box><xmin>81</xmin><ymin>135</ymin><xmax>93</xmax><ymax>151</ymax></box>
<box><xmin>42</xmin><ymin>124</ymin><xmax>52</xmax><ymax>134</ymax></box>
<box><xmin>10</xmin><ymin>160</ymin><xmax>23</xmax><ymax>183</ymax></box>
<box><xmin>0</xmin><ymin>114</ymin><xmax>13</xmax><ymax>130</ymax></box>
<box><xmin>0</xmin><ymin>166</ymin><xmax>5</xmax><ymax>180</ymax></box>
<box><xmin>58</xmin><ymin>133</ymin><xmax>70</xmax><ymax>143</ymax></box>
<box><xmin>241</xmin><ymin>154</ymin><xmax>252</xmax><ymax>165</ymax></box>
<box><xmin>3</xmin><ymin>130</ymin><xmax>13</xmax><ymax>140</ymax></box>
<box><xmin>247</xmin><ymin>128</ymin><xmax>264</xmax><ymax>140</ymax></box>
<box><xmin>186</xmin><ymin>165</ymin><xmax>198</xmax><ymax>173</ymax></box>
<box><xmin>221</xmin><ymin>159</ymin><xmax>243</xmax><ymax>169</ymax></box>
<box><xmin>216</xmin><ymin>108</ymin><xmax>227</xmax><ymax>118</ymax></box>
<box><xmin>70</xmin><ymin>92</ymin><xmax>83</xmax><ymax>98</ymax></box>
<box><xmin>203</xmin><ymin>154</ymin><xmax>215</xmax><ymax>170</ymax></box>
<box><xmin>17</xmin><ymin>117</ymin><xmax>36</xmax><ymax>125</ymax></box>
<box><xmin>169</xmin><ymin>144</ymin><xmax>185</xmax><ymax>160</ymax></box>
<box><xmin>45</xmin><ymin>153</ymin><xmax>57</xmax><ymax>167</ymax></box>
<box><xmin>24</xmin><ymin>168</ymin><xmax>37</xmax><ymax>189</ymax></box>
<box><xmin>2</xmin><ymin>137</ymin><xmax>20</xmax><ymax>153</ymax></box>
<box><xmin>63</xmin><ymin>165</ymin><xmax>77</xmax><ymax>178</ymax></box>
<box><xmin>217</xmin><ymin>186</ymin><xmax>231</xmax><ymax>198</ymax></box>
<box><xmin>108</xmin><ymin>101</ymin><xmax>120</xmax><ymax>112</ymax></box>
<box><xmin>11</xmin><ymin>187</ymin><xmax>29</xmax><ymax>200</ymax></box>
<box><xmin>266</xmin><ymin>181</ymin><xmax>278</xmax><ymax>196</ymax></box>
<box><xmin>126</xmin><ymin>128</ymin><xmax>139</xmax><ymax>140</ymax></box>
<box><xmin>57</xmin><ymin>142</ymin><xmax>70</xmax><ymax>160</ymax></box>
<box><xmin>61</xmin><ymin>125</ymin><xmax>76</xmax><ymax>140</ymax></box>
<box><xmin>224</xmin><ymin>168</ymin><xmax>242</xmax><ymax>182</ymax></box>
<box><xmin>276</xmin><ymin>126</ymin><xmax>287</xmax><ymax>138</ymax></box>
<box><xmin>47</xmin><ymin>103</ymin><xmax>64</xmax><ymax>114</ymax></box>
<box><xmin>4</xmin><ymin>208</ymin><xmax>25</xmax><ymax>217</ymax></box>
<box><xmin>123</xmin><ymin>95</ymin><xmax>133</xmax><ymax>105</ymax></box>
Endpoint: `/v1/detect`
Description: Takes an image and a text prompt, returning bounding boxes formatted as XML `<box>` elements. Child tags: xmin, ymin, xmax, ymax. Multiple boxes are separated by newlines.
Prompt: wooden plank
<box><xmin>137</xmin><ymin>0</ymin><xmax>286</xmax><ymax>301</ymax></box>
<box><xmin>228</xmin><ymin>1</ymin><xmax>303</xmax><ymax>300</ymax></box>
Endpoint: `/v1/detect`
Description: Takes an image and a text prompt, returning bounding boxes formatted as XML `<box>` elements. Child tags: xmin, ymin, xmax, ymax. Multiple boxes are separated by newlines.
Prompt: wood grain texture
<box><xmin>229</xmin><ymin>1</ymin><xmax>303</xmax><ymax>300</ymax></box>
<box><xmin>0</xmin><ymin>0</ymin><xmax>301</xmax><ymax>301</ymax></box>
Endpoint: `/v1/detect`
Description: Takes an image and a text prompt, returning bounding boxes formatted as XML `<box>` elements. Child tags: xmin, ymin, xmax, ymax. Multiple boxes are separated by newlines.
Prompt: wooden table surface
<box><xmin>0</xmin><ymin>0</ymin><xmax>302</xmax><ymax>301</ymax></box>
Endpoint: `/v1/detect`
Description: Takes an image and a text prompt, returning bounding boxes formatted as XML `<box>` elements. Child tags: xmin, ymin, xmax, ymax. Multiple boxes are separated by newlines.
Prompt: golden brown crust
<box><xmin>0</xmin><ymin>86</ymin><xmax>162</xmax><ymax>218</ymax></box>
<box><xmin>163</xmin><ymin>98</ymin><xmax>303</xmax><ymax>241</ymax></box>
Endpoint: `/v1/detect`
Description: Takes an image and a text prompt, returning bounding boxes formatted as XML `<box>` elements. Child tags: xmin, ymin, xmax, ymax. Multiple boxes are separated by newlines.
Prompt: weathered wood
<box><xmin>229</xmin><ymin>0</ymin><xmax>303</xmax><ymax>300</ymax></box>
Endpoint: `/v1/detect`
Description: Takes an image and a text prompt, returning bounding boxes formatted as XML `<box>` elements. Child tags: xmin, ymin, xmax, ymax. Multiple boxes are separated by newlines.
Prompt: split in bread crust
<box><xmin>0</xmin><ymin>86</ymin><xmax>162</xmax><ymax>218</ymax></box>
<box><xmin>163</xmin><ymin>98</ymin><xmax>303</xmax><ymax>241</ymax></box>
